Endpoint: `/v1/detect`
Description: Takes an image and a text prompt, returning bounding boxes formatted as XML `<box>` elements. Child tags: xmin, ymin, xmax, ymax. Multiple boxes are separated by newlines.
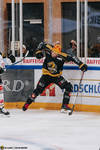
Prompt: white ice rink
<box><xmin>0</xmin><ymin>109</ymin><xmax>100</xmax><ymax>150</ymax></box>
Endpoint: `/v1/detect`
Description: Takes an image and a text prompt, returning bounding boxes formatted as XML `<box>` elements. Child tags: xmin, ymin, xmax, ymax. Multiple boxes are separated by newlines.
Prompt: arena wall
<box><xmin>3</xmin><ymin>57</ymin><xmax>100</xmax><ymax>112</ymax></box>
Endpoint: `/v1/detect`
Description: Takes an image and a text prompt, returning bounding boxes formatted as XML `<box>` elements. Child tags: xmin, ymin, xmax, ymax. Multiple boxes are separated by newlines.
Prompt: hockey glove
<box><xmin>35</xmin><ymin>50</ymin><xmax>44</xmax><ymax>59</ymax></box>
<box><xmin>37</xmin><ymin>41</ymin><xmax>47</xmax><ymax>50</ymax></box>
<box><xmin>79</xmin><ymin>63</ymin><xmax>88</xmax><ymax>72</ymax></box>
<box><xmin>0</xmin><ymin>67</ymin><xmax>4</xmax><ymax>74</ymax></box>
<box><xmin>8</xmin><ymin>54</ymin><xmax>16</xmax><ymax>63</ymax></box>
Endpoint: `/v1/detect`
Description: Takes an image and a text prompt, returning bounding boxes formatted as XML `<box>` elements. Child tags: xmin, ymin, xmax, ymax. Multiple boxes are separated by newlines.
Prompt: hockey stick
<box><xmin>69</xmin><ymin>71</ymin><xmax>84</xmax><ymax>115</ymax></box>
<box><xmin>5</xmin><ymin>51</ymin><xmax>29</xmax><ymax>69</ymax></box>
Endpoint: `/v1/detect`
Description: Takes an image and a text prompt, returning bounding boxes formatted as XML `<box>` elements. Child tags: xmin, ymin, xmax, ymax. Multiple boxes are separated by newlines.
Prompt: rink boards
<box><xmin>3</xmin><ymin>57</ymin><xmax>100</xmax><ymax>112</ymax></box>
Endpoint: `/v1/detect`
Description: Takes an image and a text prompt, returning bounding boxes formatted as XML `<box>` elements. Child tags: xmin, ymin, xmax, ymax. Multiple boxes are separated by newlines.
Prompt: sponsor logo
<box><xmin>73</xmin><ymin>83</ymin><xmax>100</xmax><ymax>94</ymax></box>
<box><xmin>41</xmin><ymin>83</ymin><xmax>55</xmax><ymax>96</ymax></box>
<box><xmin>3</xmin><ymin>80</ymin><xmax>24</xmax><ymax>92</ymax></box>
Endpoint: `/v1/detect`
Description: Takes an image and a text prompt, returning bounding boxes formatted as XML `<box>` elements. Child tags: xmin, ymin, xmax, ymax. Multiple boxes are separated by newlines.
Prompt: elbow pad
<box><xmin>35</xmin><ymin>50</ymin><xmax>44</xmax><ymax>59</ymax></box>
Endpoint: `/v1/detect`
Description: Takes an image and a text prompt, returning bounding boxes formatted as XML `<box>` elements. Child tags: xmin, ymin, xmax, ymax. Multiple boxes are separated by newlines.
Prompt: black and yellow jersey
<box><xmin>42</xmin><ymin>53</ymin><xmax>65</xmax><ymax>77</ymax></box>
<box><xmin>35</xmin><ymin>42</ymin><xmax>84</xmax><ymax>77</ymax></box>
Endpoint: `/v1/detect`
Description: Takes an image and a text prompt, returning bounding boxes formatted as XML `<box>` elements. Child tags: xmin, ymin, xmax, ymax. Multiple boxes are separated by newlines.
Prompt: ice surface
<box><xmin>0</xmin><ymin>109</ymin><xmax>100</xmax><ymax>150</ymax></box>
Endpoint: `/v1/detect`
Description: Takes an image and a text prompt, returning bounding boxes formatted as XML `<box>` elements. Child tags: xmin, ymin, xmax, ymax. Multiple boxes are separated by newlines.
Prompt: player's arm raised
<box><xmin>66</xmin><ymin>51</ymin><xmax>88</xmax><ymax>72</ymax></box>
<box><xmin>35</xmin><ymin>41</ymin><xmax>53</xmax><ymax>59</ymax></box>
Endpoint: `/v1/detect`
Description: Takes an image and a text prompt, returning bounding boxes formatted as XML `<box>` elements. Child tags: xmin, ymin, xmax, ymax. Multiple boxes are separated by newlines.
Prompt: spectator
<box><xmin>15</xmin><ymin>44</ymin><xmax>29</xmax><ymax>57</ymax></box>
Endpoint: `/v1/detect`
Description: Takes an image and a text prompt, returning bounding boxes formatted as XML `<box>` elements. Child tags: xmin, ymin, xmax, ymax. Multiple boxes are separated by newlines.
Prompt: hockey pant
<box><xmin>30</xmin><ymin>75</ymin><xmax>73</xmax><ymax>106</ymax></box>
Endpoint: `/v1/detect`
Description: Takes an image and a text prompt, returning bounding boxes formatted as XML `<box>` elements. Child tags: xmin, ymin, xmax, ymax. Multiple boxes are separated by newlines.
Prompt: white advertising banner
<box><xmin>6</xmin><ymin>57</ymin><xmax>100</xmax><ymax>106</ymax></box>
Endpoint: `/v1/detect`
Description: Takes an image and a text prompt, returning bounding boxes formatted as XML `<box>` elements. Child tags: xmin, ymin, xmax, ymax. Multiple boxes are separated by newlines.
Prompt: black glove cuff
<box><xmin>8</xmin><ymin>54</ymin><xmax>16</xmax><ymax>63</ymax></box>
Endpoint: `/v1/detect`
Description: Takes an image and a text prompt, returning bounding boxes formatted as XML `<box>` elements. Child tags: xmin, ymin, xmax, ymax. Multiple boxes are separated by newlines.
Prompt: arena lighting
<box><xmin>0</xmin><ymin>0</ymin><xmax>4</xmax><ymax>52</ymax></box>
<box><xmin>84</xmin><ymin>0</ymin><xmax>88</xmax><ymax>58</ymax></box>
<box><xmin>11</xmin><ymin>0</ymin><xmax>23</xmax><ymax>57</ymax></box>
<box><xmin>11</xmin><ymin>0</ymin><xmax>15</xmax><ymax>56</ymax></box>
<box><xmin>24</xmin><ymin>19</ymin><xmax>42</xmax><ymax>24</ymax></box>
<box><xmin>19</xmin><ymin>0</ymin><xmax>23</xmax><ymax>57</ymax></box>
<box><xmin>77</xmin><ymin>0</ymin><xmax>88</xmax><ymax>59</ymax></box>
<box><xmin>77</xmin><ymin>0</ymin><xmax>80</xmax><ymax>57</ymax></box>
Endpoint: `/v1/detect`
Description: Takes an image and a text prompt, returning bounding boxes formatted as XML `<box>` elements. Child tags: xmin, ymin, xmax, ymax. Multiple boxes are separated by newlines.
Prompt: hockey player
<box><xmin>0</xmin><ymin>51</ymin><xmax>15</xmax><ymax>115</ymax></box>
<box><xmin>22</xmin><ymin>41</ymin><xmax>87</xmax><ymax>113</ymax></box>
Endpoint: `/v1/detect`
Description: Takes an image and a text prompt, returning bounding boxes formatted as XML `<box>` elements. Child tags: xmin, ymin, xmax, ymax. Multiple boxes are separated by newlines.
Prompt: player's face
<box><xmin>51</xmin><ymin>51</ymin><xmax>58</xmax><ymax>58</ymax></box>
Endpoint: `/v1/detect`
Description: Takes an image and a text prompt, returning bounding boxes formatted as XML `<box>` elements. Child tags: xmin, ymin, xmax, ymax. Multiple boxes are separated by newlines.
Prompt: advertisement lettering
<box><xmin>41</xmin><ymin>83</ymin><xmax>55</xmax><ymax>96</ymax></box>
<box><xmin>73</xmin><ymin>83</ymin><xmax>100</xmax><ymax>94</ymax></box>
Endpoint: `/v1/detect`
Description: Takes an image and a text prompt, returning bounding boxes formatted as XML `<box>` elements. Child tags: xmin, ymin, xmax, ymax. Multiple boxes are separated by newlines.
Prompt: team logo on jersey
<box><xmin>47</xmin><ymin>61</ymin><xmax>57</xmax><ymax>73</ymax></box>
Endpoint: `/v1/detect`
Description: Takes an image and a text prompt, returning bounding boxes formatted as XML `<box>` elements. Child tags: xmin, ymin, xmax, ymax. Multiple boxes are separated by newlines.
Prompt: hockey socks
<box><xmin>22</xmin><ymin>97</ymin><xmax>34</xmax><ymax>111</ymax></box>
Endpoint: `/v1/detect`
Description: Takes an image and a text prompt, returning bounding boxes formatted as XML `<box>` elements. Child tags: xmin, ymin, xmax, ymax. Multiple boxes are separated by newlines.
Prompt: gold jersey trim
<box><xmin>79</xmin><ymin>63</ymin><xmax>84</xmax><ymax>68</ymax></box>
<box><xmin>36</xmin><ymin>50</ymin><xmax>42</xmax><ymax>54</ymax></box>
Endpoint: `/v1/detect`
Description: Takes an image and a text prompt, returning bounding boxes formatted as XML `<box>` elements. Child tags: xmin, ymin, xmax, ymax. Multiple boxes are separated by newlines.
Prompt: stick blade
<box><xmin>68</xmin><ymin>111</ymin><xmax>73</xmax><ymax>115</ymax></box>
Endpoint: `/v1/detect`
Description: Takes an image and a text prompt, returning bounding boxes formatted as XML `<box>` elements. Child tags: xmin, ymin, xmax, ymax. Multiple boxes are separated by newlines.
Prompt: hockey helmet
<box><xmin>52</xmin><ymin>42</ymin><xmax>61</xmax><ymax>54</ymax></box>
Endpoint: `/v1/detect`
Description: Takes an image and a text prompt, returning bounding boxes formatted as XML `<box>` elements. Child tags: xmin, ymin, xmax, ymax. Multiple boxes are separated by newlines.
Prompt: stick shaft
<box><xmin>4</xmin><ymin>51</ymin><xmax>29</xmax><ymax>69</ymax></box>
<box><xmin>69</xmin><ymin>71</ymin><xmax>84</xmax><ymax>115</ymax></box>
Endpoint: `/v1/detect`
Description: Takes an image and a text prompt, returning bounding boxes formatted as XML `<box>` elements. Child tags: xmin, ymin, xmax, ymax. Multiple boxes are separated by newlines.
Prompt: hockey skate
<box><xmin>22</xmin><ymin>97</ymin><xmax>34</xmax><ymax>111</ymax></box>
<box><xmin>0</xmin><ymin>107</ymin><xmax>10</xmax><ymax>115</ymax></box>
<box><xmin>61</xmin><ymin>104</ymin><xmax>71</xmax><ymax>113</ymax></box>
